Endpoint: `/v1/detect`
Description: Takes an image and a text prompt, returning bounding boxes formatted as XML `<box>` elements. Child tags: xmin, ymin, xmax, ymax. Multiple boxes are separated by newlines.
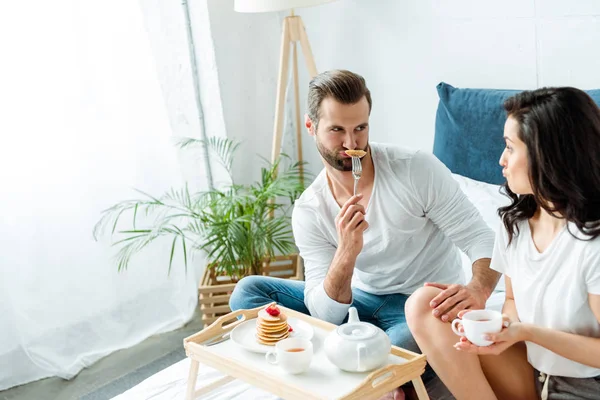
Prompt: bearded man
<box><xmin>229</xmin><ymin>70</ymin><xmax>499</xmax><ymax>398</ymax></box>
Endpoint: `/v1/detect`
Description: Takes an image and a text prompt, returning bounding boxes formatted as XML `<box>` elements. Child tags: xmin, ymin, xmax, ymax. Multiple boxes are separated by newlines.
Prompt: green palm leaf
<box><xmin>94</xmin><ymin>136</ymin><xmax>309</xmax><ymax>277</ymax></box>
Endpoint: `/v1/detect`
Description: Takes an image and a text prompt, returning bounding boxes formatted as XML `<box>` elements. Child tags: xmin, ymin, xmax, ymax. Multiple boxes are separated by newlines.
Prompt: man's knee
<box><xmin>229</xmin><ymin>275</ymin><xmax>267</xmax><ymax>311</ymax></box>
<box><xmin>386</xmin><ymin>323</ymin><xmax>420</xmax><ymax>353</ymax></box>
<box><xmin>404</xmin><ymin>286</ymin><xmax>442</xmax><ymax>333</ymax></box>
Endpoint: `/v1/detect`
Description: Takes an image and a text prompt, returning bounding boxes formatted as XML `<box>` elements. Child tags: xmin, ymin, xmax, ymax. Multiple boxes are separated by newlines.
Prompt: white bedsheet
<box><xmin>112</xmin><ymin>357</ymin><xmax>278</xmax><ymax>400</ymax></box>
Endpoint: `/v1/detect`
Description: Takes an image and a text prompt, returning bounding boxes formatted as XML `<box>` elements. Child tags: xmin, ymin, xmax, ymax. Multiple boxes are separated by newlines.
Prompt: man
<box><xmin>229</xmin><ymin>69</ymin><xmax>499</xmax><ymax>396</ymax></box>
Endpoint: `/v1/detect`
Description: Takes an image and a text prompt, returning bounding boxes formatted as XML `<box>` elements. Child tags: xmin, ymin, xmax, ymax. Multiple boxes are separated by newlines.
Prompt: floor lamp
<box><xmin>235</xmin><ymin>0</ymin><xmax>339</xmax><ymax>185</ymax></box>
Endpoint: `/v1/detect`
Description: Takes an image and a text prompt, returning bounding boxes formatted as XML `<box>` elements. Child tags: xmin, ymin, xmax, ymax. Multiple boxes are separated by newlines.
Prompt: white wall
<box><xmin>207</xmin><ymin>0</ymin><xmax>600</xmax><ymax>183</ymax></box>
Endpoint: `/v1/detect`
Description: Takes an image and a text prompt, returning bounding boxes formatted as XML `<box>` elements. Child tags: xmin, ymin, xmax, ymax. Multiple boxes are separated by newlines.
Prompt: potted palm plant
<box><xmin>93</xmin><ymin>137</ymin><xmax>306</xmax><ymax>324</ymax></box>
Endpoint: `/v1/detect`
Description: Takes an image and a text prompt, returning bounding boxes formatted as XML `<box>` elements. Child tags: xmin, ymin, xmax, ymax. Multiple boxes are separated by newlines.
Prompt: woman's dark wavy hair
<box><xmin>499</xmin><ymin>87</ymin><xmax>600</xmax><ymax>243</ymax></box>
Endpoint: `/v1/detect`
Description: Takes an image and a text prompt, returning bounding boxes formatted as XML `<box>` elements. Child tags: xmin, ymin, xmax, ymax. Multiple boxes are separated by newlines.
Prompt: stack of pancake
<box><xmin>255</xmin><ymin>303</ymin><xmax>291</xmax><ymax>345</ymax></box>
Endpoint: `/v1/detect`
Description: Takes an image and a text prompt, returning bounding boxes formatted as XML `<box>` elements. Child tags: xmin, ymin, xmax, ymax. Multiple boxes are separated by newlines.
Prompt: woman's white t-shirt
<box><xmin>490</xmin><ymin>220</ymin><xmax>600</xmax><ymax>377</ymax></box>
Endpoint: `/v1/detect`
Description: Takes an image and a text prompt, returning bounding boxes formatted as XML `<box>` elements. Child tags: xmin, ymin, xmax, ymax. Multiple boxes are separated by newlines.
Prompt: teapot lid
<box><xmin>336</xmin><ymin>322</ymin><xmax>377</xmax><ymax>340</ymax></box>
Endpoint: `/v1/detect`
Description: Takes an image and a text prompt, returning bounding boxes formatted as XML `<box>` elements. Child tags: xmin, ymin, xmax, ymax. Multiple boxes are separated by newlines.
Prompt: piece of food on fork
<box><xmin>344</xmin><ymin>149</ymin><xmax>367</xmax><ymax>158</ymax></box>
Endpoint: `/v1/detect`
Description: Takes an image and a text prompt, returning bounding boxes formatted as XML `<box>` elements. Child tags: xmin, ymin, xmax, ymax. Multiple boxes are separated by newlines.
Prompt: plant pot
<box><xmin>198</xmin><ymin>254</ymin><xmax>303</xmax><ymax>325</ymax></box>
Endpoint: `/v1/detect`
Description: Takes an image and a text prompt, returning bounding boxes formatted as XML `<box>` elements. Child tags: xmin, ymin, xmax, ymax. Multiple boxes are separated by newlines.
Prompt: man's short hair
<box><xmin>307</xmin><ymin>70</ymin><xmax>372</xmax><ymax>129</ymax></box>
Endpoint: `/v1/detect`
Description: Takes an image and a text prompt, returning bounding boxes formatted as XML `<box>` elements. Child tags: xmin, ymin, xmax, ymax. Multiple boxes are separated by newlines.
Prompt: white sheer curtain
<box><xmin>0</xmin><ymin>1</ymin><xmax>203</xmax><ymax>390</ymax></box>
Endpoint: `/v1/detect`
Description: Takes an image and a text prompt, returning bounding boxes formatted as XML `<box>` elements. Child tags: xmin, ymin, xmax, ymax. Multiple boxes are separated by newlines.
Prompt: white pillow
<box><xmin>452</xmin><ymin>174</ymin><xmax>510</xmax><ymax>292</ymax></box>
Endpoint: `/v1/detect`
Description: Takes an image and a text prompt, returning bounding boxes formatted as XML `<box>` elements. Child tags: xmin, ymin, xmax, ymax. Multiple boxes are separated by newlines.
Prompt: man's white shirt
<box><xmin>292</xmin><ymin>143</ymin><xmax>495</xmax><ymax>324</ymax></box>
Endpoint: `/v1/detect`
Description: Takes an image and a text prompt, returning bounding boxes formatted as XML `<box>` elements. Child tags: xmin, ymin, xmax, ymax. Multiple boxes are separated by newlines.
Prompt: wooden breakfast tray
<box><xmin>183</xmin><ymin>305</ymin><xmax>430</xmax><ymax>400</ymax></box>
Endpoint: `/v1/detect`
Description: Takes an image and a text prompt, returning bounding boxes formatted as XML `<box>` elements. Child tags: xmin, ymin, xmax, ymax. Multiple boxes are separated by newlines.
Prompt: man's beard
<box><xmin>315</xmin><ymin>137</ymin><xmax>369</xmax><ymax>172</ymax></box>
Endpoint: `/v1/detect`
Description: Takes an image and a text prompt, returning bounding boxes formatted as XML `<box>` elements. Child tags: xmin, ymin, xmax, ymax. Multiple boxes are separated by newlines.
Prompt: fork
<box><xmin>351</xmin><ymin>156</ymin><xmax>362</xmax><ymax>196</ymax></box>
<box><xmin>204</xmin><ymin>332</ymin><xmax>231</xmax><ymax>347</ymax></box>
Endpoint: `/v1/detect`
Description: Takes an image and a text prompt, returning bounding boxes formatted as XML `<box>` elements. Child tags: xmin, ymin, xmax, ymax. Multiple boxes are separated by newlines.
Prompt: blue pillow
<box><xmin>433</xmin><ymin>83</ymin><xmax>600</xmax><ymax>185</ymax></box>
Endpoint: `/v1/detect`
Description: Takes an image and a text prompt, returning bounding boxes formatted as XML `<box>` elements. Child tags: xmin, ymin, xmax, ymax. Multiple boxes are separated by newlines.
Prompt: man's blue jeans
<box><xmin>229</xmin><ymin>275</ymin><xmax>422</xmax><ymax>360</ymax></box>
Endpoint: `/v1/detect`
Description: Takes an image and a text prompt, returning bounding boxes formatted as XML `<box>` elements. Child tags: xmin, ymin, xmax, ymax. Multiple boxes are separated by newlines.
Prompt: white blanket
<box><xmin>112</xmin><ymin>358</ymin><xmax>278</xmax><ymax>400</ymax></box>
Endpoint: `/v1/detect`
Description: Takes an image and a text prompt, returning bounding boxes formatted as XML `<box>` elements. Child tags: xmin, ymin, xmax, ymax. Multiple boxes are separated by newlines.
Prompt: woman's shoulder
<box><xmin>566</xmin><ymin>222</ymin><xmax>600</xmax><ymax>257</ymax></box>
<box><xmin>497</xmin><ymin>219</ymin><xmax>529</xmax><ymax>244</ymax></box>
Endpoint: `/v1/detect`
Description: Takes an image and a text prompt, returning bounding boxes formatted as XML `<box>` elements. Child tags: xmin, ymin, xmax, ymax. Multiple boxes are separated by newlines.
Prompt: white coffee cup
<box><xmin>451</xmin><ymin>310</ymin><xmax>503</xmax><ymax>347</ymax></box>
<box><xmin>265</xmin><ymin>337</ymin><xmax>313</xmax><ymax>374</ymax></box>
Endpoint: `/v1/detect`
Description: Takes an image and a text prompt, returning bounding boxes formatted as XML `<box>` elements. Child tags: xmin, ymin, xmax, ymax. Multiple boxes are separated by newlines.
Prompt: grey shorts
<box><xmin>535</xmin><ymin>369</ymin><xmax>600</xmax><ymax>400</ymax></box>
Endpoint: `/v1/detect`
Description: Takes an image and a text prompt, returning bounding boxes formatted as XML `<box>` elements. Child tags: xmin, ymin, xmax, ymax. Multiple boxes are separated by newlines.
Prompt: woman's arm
<box><xmin>519</xmin><ymin>293</ymin><xmax>600</xmax><ymax>368</ymax></box>
<box><xmin>501</xmin><ymin>275</ymin><xmax>520</xmax><ymax>322</ymax></box>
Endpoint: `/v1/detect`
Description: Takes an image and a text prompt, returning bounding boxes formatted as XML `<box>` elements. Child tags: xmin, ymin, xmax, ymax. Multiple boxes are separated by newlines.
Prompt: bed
<box><xmin>113</xmin><ymin>83</ymin><xmax>519</xmax><ymax>400</ymax></box>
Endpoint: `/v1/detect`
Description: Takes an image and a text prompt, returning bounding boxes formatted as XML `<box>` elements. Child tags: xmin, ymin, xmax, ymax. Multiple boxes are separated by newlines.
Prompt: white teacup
<box><xmin>451</xmin><ymin>310</ymin><xmax>503</xmax><ymax>347</ymax></box>
<box><xmin>265</xmin><ymin>337</ymin><xmax>313</xmax><ymax>374</ymax></box>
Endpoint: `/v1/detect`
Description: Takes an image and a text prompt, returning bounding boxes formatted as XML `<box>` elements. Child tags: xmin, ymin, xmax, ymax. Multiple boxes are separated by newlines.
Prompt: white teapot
<box><xmin>324</xmin><ymin>307</ymin><xmax>391</xmax><ymax>372</ymax></box>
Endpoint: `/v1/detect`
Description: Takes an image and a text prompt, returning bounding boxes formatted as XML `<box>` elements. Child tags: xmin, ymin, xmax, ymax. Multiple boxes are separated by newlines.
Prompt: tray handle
<box><xmin>359</xmin><ymin>361</ymin><xmax>426</xmax><ymax>395</ymax></box>
<box><xmin>209</xmin><ymin>306</ymin><xmax>259</xmax><ymax>330</ymax></box>
<box><xmin>365</xmin><ymin>365</ymin><xmax>399</xmax><ymax>389</ymax></box>
<box><xmin>185</xmin><ymin>305</ymin><xmax>262</xmax><ymax>345</ymax></box>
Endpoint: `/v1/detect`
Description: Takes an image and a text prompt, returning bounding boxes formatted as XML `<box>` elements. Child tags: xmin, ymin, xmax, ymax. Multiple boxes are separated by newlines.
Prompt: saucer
<box><xmin>230</xmin><ymin>317</ymin><xmax>314</xmax><ymax>353</ymax></box>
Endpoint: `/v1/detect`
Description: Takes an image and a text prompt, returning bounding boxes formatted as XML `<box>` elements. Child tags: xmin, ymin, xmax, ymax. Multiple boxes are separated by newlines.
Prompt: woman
<box><xmin>405</xmin><ymin>87</ymin><xmax>600</xmax><ymax>400</ymax></box>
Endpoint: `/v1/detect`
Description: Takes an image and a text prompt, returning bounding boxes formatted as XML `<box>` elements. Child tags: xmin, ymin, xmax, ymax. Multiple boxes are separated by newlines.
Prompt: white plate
<box><xmin>230</xmin><ymin>317</ymin><xmax>314</xmax><ymax>354</ymax></box>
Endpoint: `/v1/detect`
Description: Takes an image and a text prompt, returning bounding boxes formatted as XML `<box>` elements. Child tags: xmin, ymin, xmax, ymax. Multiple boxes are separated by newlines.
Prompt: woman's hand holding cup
<box><xmin>452</xmin><ymin>310</ymin><xmax>522</xmax><ymax>355</ymax></box>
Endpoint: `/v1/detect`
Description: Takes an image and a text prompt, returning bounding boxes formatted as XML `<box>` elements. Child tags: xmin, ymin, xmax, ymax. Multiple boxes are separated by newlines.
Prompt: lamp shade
<box><xmin>234</xmin><ymin>0</ymin><xmax>338</xmax><ymax>13</ymax></box>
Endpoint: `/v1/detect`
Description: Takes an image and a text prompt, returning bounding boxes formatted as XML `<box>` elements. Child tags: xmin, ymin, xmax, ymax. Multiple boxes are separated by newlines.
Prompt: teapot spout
<box><xmin>348</xmin><ymin>307</ymin><xmax>360</xmax><ymax>323</ymax></box>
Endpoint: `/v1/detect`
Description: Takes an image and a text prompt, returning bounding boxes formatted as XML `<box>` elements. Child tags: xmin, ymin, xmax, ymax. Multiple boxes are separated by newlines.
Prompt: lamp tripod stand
<box><xmin>271</xmin><ymin>11</ymin><xmax>317</xmax><ymax>186</ymax></box>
